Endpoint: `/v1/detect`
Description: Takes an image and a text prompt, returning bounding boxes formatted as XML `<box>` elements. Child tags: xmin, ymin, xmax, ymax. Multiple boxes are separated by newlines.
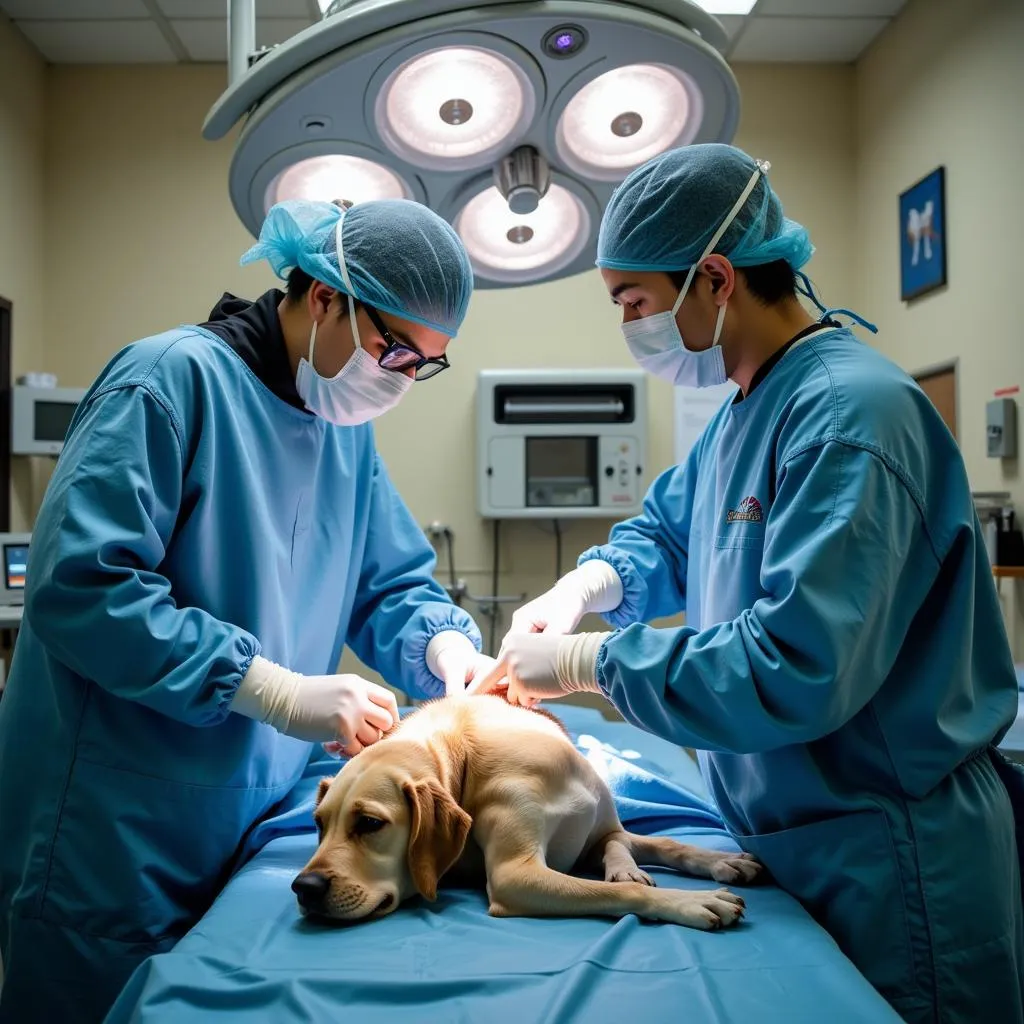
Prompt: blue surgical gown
<box><xmin>581</xmin><ymin>327</ymin><xmax>1024</xmax><ymax>1023</ymax></box>
<box><xmin>0</xmin><ymin>328</ymin><xmax>480</xmax><ymax>1023</ymax></box>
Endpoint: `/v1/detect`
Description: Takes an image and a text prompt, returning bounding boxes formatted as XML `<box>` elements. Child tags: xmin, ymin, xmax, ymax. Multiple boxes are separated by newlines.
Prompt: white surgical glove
<box><xmin>505</xmin><ymin>560</ymin><xmax>624</xmax><ymax>639</ymax></box>
<box><xmin>230</xmin><ymin>656</ymin><xmax>399</xmax><ymax>756</ymax></box>
<box><xmin>467</xmin><ymin>632</ymin><xmax>612</xmax><ymax>705</ymax></box>
<box><xmin>426</xmin><ymin>630</ymin><xmax>497</xmax><ymax>697</ymax></box>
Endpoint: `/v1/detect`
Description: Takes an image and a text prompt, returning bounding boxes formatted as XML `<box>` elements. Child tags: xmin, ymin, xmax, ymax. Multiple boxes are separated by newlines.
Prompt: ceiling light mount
<box><xmin>494</xmin><ymin>146</ymin><xmax>551</xmax><ymax>216</ymax></box>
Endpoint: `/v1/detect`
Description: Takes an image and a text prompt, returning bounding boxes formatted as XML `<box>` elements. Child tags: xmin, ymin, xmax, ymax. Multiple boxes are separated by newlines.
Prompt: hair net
<box><xmin>596</xmin><ymin>143</ymin><xmax>814</xmax><ymax>274</ymax></box>
<box><xmin>240</xmin><ymin>198</ymin><xmax>474</xmax><ymax>337</ymax></box>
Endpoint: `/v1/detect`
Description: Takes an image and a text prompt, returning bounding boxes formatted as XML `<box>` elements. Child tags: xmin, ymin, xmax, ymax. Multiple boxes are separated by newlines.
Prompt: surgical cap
<box><xmin>596</xmin><ymin>143</ymin><xmax>814</xmax><ymax>274</ymax></box>
<box><xmin>240</xmin><ymin>198</ymin><xmax>474</xmax><ymax>337</ymax></box>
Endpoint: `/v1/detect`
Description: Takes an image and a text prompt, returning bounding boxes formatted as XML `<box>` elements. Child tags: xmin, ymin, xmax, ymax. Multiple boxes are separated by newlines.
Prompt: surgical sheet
<box><xmin>106</xmin><ymin>704</ymin><xmax>900</xmax><ymax>1023</ymax></box>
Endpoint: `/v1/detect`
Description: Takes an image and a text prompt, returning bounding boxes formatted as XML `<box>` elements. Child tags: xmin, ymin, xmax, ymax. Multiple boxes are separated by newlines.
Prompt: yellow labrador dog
<box><xmin>292</xmin><ymin>695</ymin><xmax>761</xmax><ymax>930</ymax></box>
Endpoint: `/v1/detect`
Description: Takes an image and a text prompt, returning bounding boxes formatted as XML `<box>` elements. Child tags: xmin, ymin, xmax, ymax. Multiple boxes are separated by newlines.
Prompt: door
<box><xmin>914</xmin><ymin>365</ymin><xmax>957</xmax><ymax>441</ymax></box>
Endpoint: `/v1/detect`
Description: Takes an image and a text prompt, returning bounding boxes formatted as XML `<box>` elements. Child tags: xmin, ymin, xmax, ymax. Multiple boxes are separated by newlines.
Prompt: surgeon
<box><xmin>473</xmin><ymin>144</ymin><xmax>1024</xmax><ymax>1022</ymax></box>
<box><xmin>0</xmin><ymin>197</ymin><xmax>494</xmax><ymax>1023</ymax></box>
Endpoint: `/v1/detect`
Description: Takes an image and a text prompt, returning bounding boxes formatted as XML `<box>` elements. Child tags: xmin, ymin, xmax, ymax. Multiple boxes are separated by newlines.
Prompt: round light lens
<box><xmin>456</xmin><ymin>184</ymin><xmax>589</xmax><ymax>283</ymax></box>
<box><xmin>556</xmin><ymin>64</ymin><xmax>694</xmax><ymax>179</ymax></box>
<box><xmin>377</xmin><ymin>46</ymin><xmax>534</xmax><ymax>170</ymax></box>
<box><xmin>266</xmin><ymin>155</ymin><xmax>409</xmax><ymax>211</ymax></box>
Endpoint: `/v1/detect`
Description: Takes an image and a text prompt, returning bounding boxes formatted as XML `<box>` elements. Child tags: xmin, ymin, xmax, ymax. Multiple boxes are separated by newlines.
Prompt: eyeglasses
<box><xmin>363</xmin><ymin>305</ymin><xmax>450</xmax><ymax>381</ymax></box>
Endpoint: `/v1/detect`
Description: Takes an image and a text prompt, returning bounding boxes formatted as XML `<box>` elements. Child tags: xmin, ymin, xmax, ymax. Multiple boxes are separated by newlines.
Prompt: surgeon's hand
<box><xmin>503</xmin><ymin>561</ymin><xmax>624</xmax><ymax>641</ymax></box>
<box><xmin>230</xmin><ymin>656</ymin><xmax>399</xmax><ymax>756</ymax></box>
<box><xmin>467</xmin><ymin>631</ymin><xmax>612</xmax><ymax>706</ymax></box>
<box><xmin>426</xmin><ymin>630</ymin><xmax>497</xmax><ymax>696</ymax></box>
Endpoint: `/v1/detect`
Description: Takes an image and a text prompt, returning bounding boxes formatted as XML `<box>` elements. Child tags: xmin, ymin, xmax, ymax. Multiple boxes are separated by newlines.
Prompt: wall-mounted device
<box><xmin>12</xmin><ymin>385</ymin><xmax>86</xmax><ymax>456</ymax></box>
<box><xmin>0</xmin><ymin>533</ymin><xmax>30</xmax><ymax>605</ymax></box>
<box><xmin>476</xmin><ymin>369</ymin><xmax>647</xmax><ymax>519</ymax></box>
<box><xmin>987</xmin><ymin>397</ymin><xmax>1018</xmax><ymax>459</ymax></box>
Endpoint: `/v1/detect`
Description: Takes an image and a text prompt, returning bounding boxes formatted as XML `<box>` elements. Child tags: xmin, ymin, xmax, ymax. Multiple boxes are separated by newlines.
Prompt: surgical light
<box><xmin>457</xmin><ymin>183</ymin><xmax>590</xmax><ymax>284</ymax></box>
<box><xmin>556</xmin><ymin>64</ymin><xmax>697</xmax><ymax>180</ymax></box>
<box><xmin>266</xmin><ymin>154</ymin><xmax>410</xmax><ymax>209</ymax></box>
<box><xmin>375</xmin><ymin>46</ymin><xmax>535</xmax><ymax>170</ymax></box>
<box><xmin>207</xmin><ymin>0</ymin><xmax>741</xmax><ymax>289</ymax></box>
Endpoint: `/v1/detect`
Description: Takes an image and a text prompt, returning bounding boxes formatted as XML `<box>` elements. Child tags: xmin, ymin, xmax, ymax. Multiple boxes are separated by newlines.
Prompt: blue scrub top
<box><xmin>0</xmin><ymin>327</ymin><xmax>480</xmax><ymax>1020</ymax></box>
<box><xmin>582</xmin><ymin>326</ymin><xmax>1023</xmax><ymax>1020</ymax></box>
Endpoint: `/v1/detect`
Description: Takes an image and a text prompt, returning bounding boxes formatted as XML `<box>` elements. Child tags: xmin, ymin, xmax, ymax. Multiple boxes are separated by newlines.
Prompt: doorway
<box><xmin>913</xmin><ymin>361</ymin><xmax>958</xmax><ymax>441</ymax></box>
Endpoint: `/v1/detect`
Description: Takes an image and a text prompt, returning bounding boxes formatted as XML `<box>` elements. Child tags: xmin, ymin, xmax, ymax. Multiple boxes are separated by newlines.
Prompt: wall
<box><xmin>0</xmin><ymin>14</ymin><xmax>48</xmax><ymax>529</ymax></box>
<box><xmin>38</xmin><ymin>60</ymin><xmax>854</xmax><ymax>687</ymax></box>
<box><xmin>855</xmin><ymin>0</ymin><xmax>1024</xmax><ymax>501</ymax></box>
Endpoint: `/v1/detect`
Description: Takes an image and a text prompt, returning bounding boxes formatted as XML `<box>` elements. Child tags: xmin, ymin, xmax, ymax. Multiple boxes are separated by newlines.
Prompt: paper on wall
<box><xmin>673</xmin><ymin>382</ymin><xmax>738</xmax><ymax>464</ymax></box>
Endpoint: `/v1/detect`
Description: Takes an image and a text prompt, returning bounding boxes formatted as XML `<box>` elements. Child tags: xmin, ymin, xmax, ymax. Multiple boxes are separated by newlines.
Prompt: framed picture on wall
<box><xmin>899</xmin><ymin>166</ymin><xmax>947</xmax><ymax>301</ymax></box>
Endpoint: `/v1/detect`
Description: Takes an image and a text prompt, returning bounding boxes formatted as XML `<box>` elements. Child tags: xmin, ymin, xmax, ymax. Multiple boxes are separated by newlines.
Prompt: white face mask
<box><xmin>620</xmin><ymin>160</ymin><xmax>769</xmax><ymax>390</ymax></box>
<box><xmin>295</xmin><ymin>211</ymin><xmax>413</xmax><ymax>426</ymax></box>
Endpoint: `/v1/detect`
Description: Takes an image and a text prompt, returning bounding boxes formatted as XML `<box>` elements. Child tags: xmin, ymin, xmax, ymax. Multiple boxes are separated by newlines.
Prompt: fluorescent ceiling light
<box><xmin>690</xmin><ymin>1</ymin><xmax>756</xmax><ymax>13</ymax></box>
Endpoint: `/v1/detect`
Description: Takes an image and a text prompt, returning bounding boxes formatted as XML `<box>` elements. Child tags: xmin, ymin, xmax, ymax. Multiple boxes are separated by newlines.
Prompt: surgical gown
<box><xmin>581</xmin><ymin>327</ymin><xmax>1024</xmax><ymax>1023</ymax></box>
<box><xmin>0</xmin><ymin>327</ymin><xmax>480</xmax><ymax>1023</ymax></box>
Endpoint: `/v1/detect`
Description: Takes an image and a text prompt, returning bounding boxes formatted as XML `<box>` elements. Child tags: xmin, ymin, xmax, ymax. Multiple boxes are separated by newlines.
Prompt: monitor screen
<box><xmin>34</xmin><ymin>400</ymin><xmax>77</xmax><ymax>443</ymax></box>
<box><xmin>4</xmin><ymin>544</ymin><xmax>29</xmax><ymax>590</ymax></box>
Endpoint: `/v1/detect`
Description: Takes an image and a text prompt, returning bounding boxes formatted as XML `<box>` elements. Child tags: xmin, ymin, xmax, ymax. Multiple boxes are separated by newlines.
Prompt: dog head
<box><xmin>291</xmin><ymin>742</ymin><xmax>471</xmax><ymax>922</ymax></box>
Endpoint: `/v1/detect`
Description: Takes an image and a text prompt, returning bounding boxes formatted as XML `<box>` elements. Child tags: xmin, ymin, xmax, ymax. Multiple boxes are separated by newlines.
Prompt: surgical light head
<box><xmin>205</xmin><ymin>0</ymin><xmax>742</xmax><ymax>288</ymax></box>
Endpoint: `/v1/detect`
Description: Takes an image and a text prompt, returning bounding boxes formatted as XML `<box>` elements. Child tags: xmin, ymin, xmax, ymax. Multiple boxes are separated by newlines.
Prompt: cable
<box><xmin>443</xmin><ymin>527</ymin><xmax>457</xmax><ymax>589</ymax></box>
<box><xmin>553</xmin><ymin>518</ymin><xmax>563</xmax><ymax>583</ymax></box>
<box><xmin>489</xmin><ymin>518</ymin><xmax>501</xmax><ymax>657</ymax></box>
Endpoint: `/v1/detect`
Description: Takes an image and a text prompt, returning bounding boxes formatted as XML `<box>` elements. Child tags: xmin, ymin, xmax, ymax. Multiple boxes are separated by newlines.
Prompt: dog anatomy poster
<box><xmin>899</xmin><ymin>166</ymin><xmax>947</xmax><ymax>301</ymax></box>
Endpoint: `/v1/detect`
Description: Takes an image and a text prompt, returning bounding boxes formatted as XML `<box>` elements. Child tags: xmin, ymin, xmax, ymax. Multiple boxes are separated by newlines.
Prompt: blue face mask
<box><xmin>619</xmin><ymin>161</ymin><xmax>769</xmax><ymax>390</ymax></box>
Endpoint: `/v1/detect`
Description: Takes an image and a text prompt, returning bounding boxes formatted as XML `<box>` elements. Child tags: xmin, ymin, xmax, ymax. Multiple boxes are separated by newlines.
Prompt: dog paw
<box><xmin>609</xmin><ymin>868</ymin><xmax>655</xmax><ymax>886</ymax></box>
<box><xmin>708</xmin><ymin>852</ymin><xmax>762</xmax><ymax>886</ymax></box>
<box><xmin>663</xmin><ymin>887</ymin><xmax>745</xmax><ymax>930</ymax></box>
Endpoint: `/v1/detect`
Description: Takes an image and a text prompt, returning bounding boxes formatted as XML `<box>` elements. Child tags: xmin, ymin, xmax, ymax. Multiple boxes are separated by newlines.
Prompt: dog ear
<box><xmin>402</xmin><ymin>778</ymin><xmax>472</xmax><ymax>902</ymax></box>
<box><xmin>316</xmin><ymin>776</ymin><xmax>334</xmax><ymax>808</ymax></box>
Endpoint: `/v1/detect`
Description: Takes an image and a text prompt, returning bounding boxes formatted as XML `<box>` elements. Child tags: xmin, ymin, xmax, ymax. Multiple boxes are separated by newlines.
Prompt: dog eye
<box><xmin>354</xmin><ymin>814</ymin><xmax>386</xmax><ymax>836</ymax></box>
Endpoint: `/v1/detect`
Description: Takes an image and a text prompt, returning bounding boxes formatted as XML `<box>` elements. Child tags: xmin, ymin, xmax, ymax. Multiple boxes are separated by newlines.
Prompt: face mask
<box><xmin>295</xmin><ymin>211</ymin><xmax>413</xmax><ymax>426</ymax></box>
<box><xmin>620</xmin><ymin>160</ymin><xmax>769</xmax><ymax>389</ymax></box>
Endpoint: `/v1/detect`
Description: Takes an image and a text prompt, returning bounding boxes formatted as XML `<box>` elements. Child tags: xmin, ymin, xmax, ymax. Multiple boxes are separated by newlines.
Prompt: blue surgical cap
<box><xmin>597</xmin><ymin>143</ymin><xmax>814</xmax><ymax>274</ymax></box>
<box><xmin>240</xmin><ymin>198</ymin><xmax>474</xmax><ymax>337</ymax></box>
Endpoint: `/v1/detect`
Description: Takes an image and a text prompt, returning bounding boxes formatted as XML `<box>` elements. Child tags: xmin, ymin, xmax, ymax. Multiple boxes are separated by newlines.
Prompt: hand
<box><xmin>290</xmin><ymin>674</ymin><xmax>399</xmax><ymax>755</ymax></box>
<box><xmin>231</xmin><ymin>657</ymin><xmax>399</xmax><ymax>755</ymax></box>
<box><xmin>426</xmin><ymin>630</ymin><xmax>496</xmax><ymax>697</ymax></box>
<box><xmin>467</xmin><ymin>632</ymin><xmax>610</xmax><ymax>706</ymax></box>
<box><xmin>505</xmin><ymin>585</ymin><xmax>587</xmax><ymax>638</ymax></box>
<box><xmin>503</xmin><ymin>561</ymin><xmax>623</xmax><ymax>641</ymax></box>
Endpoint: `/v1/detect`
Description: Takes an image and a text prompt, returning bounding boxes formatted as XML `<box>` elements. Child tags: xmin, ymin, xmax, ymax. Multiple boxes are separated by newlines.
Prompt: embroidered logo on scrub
<box><xmin>726</xmin><ymin>496</ymin><xmax>764</xmax><ymax>524</ymax></box>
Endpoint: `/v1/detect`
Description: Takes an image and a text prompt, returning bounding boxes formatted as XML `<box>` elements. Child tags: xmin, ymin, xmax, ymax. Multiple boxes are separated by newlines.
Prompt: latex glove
<box><xmin>426</xmin><ymin>630</ymin><xmax>497</xmax><ymax>697</ymax></box>
<box><xmin>504</xmin><ymin>560</ymin><xmax>623</xmax><ymax>639</ymax></box>
<box><xmin>231</xmin><ymin>656</ymin><xmax>399</xmax><ymax>756</ymax></box>
<box><xmin>467</xmin><ymin>631</ymin><xmax>612</xmax><ymax>706</ymax></box>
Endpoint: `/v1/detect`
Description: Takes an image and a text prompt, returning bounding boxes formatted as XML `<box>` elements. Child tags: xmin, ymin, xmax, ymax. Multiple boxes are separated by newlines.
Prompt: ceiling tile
<box><xmin>257</xmin><ymin>16</ymin><xmax>311</xmax><ymax>46</ymax></box>
<box><xmin>156</xmin><ymin>0</ymin><xmax>310</xmax><ymax>15</ymax></box>
<box><xmin>730</xmin><ymin>15</ymin><xmax>889</xmax><ymax>61</ymax></box>
<box><xmin>17</xmin><ymin>18</ymin><xmax>178</xmax><ymax>62</ymax></box>
<box><xmin>173</xmin><ymin>16</ymin><xmax>311</xmax><ymax>61</ymax></box>
<box><xmin>170</xmin><ymin>17</ymin><xmax>223</xmax><ymax>60</ymax></box>
<box><xmin>714</xmin><ymin>14</ymin><xmax>747</xmax><ymax>38</ymax></box>
<box><xmin>755</xmin><ymin>0</ymin><xmax>905</xmax><ymax>16</ymax></box>
<box><xmin>0</xmin><ymin>0</ymin><xmax>148</xmax><ymax>17</ymax></box>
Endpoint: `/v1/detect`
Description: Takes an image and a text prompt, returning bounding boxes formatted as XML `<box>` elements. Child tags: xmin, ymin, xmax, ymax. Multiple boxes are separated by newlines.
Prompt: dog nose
<box><xmin>292</xmin><ymin>871</ymin><xmax>330</xmax><ymax>909</ymax></box>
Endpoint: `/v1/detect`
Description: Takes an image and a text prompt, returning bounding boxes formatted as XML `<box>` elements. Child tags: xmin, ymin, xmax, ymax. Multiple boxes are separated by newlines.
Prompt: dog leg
<box><xmin>579</xmin><ymin>830</ymin><xmax>655</xmax><ymax>886</ymax></box>
<box><xmin>625</xmin><ymin>833</ymin><xmax>762</xmax><ymax>886</ymax></box>
<box><xmin>486</xmin><ymin>857</ymin><xmax>745</xmax><ymax>931</ymax></box>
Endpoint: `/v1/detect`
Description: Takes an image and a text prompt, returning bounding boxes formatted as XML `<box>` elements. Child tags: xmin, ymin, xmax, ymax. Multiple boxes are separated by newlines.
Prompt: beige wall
<box><xmin>0</xmin><ymin>15</ymin><xmax>48</xmax><ymax>529</ymax></box>
<box><xmin>855</xmin><ymin>0</ymin><xmax>1024</xmax><ymax>501</ymax></box>
<box><xmin>36</xmin><ymin>61</ymin><xmax>856</xmax><ymax>686</ymax></box>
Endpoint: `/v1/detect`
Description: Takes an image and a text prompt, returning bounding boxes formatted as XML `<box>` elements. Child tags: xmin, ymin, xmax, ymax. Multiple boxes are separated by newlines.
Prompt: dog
<box><xmin>292</xmin><ymin>695</ymin><xmax>761</xmax><ymax>930</ymax></box>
